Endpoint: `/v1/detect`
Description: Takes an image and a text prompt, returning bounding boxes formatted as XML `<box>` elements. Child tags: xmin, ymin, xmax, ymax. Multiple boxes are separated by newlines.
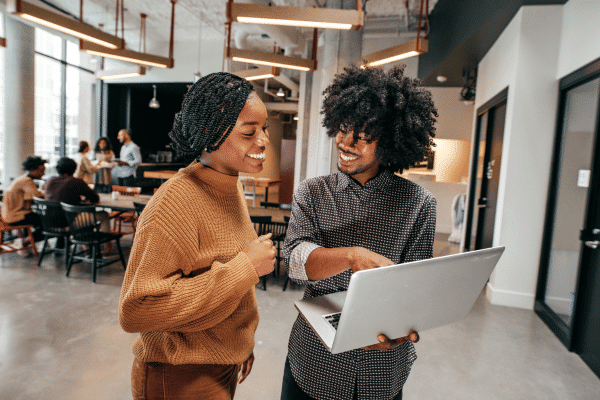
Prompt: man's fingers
<box><xmin>258</xmin><ymin>233</ymin><xmax>272</xmax><ymax>240</ymax></box>
<box><xmin>408</xmin><ymin>332</ymin><xmax>419</xmax><ymax>343</ymax></box>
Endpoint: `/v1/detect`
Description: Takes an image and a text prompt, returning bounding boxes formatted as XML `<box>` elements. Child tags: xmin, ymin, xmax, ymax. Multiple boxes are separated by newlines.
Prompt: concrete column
<box><xmin>3</xmin><ymin>18</ymin><xmax>35</xmax><ymax>188</ymax></box>
<box><xmin>304</xmin><ymin>0</ymin><xmax>363</xmax><ymax>181</ymax></box>
<box><xmin>293</xmin><ymin>37</ymin><xmax>315</xmax><ymax>191</ymax></box>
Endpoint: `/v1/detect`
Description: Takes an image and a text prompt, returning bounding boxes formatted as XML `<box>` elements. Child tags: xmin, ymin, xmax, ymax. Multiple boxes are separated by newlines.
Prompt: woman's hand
<box><xmin>238</xmin><ymin>352</ymin><xmax>255</xmax><ymax>383</ymax></box>
<box><xmin>362</xmin><ymin>331</ymin><xmax>420</xmax><ymax>351</ymax></box>
<box><xmin>243</xmin><ymin>233</ymin><xmax>276</xmax><ymax>277</ymax></box>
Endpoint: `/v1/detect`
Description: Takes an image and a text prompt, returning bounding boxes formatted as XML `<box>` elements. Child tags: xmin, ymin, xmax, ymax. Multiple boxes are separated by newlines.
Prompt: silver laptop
<box><xmin>295</xmin><ymin>246</ymin><xmax>505</xmax><ymax>354</ymax></box>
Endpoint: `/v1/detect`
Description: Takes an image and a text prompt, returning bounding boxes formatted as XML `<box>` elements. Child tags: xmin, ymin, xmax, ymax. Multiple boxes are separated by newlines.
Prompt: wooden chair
<box><xmin>32</xmin><ymin>198</ymin><xmax>70</xmax><ymax>267</ymax></box>
<box><xmin>240</xmin><ymin>177</ymin><xmax>264</xmax><ymax>207</ymax></box>
<box><xmin>110</xmin><ymin>185</ymin><xmax>141</xmax><ymax>235</ymax></box>
<box><xmin>0</xmin><ymin>209</ymin><xmax>39</xmax><ymax>259</ymax></box>
<box><xmin>61</xmin><ymin>203</ymin><xmax>126</xmax><ymax>283</ymax></box>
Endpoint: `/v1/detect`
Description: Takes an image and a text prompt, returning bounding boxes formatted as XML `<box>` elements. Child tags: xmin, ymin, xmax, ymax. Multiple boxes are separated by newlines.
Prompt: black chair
<box><xmin>61</xmin><ymin>203</ymin><xmax>126</xmax><ymax>283</ymax></box>
<box><xmin>264</xmin><ymin>221</ymin><xmax>288</xmax><ymax>277</ymax></box>
<box><xmin>32</xmin><ymin>198</ymin><xmax>71</xmax><ymax>268</ymax></box>
<box><xmin>133</xmin><ymin>202</ymin><xmax>147</xmax><ymax>218</ymax></box>
<box><xmin>250</xmin><ymin>216</ymin><xmax>272</xmax><ymax>290</ymax></box>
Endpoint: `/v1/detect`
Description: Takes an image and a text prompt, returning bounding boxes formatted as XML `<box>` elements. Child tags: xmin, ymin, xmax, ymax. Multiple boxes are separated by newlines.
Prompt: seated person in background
<box><xmin>74</xmin><ymin>141</ymin><xmax>98</xmax><ymax>186</ymax></box>
<box><xmin>1</xmin><ymin>156</ymin><xmax>46</xmax><ymax>242</ymax></box>
<box><xmin>45</xmin><ymin>157</ymin><xmax>110</xmax><ymax>234</ymax></box>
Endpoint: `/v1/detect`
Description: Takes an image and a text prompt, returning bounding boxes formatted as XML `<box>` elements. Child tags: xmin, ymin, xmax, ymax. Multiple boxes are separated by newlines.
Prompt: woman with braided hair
<box><xmin>119</xmin><ymin>72</ymin><xmax>276</xmax><ymax>400</ymax></box>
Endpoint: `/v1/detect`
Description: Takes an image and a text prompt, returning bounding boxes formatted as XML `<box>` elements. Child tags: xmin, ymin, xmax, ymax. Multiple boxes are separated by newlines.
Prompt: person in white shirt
<box><xmin>112</xmin><ymin>129</ymin><xmax>142</xmax><ymax>186</ymax></box>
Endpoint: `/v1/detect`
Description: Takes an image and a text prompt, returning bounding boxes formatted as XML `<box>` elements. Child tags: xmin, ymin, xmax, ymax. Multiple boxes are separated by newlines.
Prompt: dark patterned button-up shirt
<box><xmin>283</xmin><ymin>169</ymin><xmax>437</xmax><ymax>400</ymax></box>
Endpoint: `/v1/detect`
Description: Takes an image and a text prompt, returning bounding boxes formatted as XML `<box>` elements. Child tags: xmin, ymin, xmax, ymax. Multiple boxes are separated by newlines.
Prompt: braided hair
<box><xmin>322</xmin><ymin>64</ymin><xmax>438</xmax><ymax>173</ymax></box>
<box><xmin>169</xmin><ymin>72</ymin><xmax>254</xmax><ymax>161</ymax></box>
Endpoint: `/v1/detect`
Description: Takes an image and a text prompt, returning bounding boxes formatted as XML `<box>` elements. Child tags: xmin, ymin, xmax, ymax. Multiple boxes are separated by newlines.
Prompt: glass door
<box><xmin>536</xmin><ymin>61</ymin><xmax>600</xmax><ymax>378</ymax></box>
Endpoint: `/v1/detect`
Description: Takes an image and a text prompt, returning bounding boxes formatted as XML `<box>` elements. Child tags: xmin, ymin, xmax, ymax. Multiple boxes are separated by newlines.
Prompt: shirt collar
<box><xmin>335</xmin><ymin>169</ymin><xmax>395</xmax><ymax>192</ymax></box>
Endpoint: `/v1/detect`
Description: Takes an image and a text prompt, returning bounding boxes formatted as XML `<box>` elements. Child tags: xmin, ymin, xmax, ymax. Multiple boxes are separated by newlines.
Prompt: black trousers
<box><xmin>280</xmin><ymin>357</ymin><xmax>403</xmax><ymax>400</ymax></box>
<box><xmin>9</xmin><ymin>212</ymin><xmax>44</xmax><ymax>241</ymax></box>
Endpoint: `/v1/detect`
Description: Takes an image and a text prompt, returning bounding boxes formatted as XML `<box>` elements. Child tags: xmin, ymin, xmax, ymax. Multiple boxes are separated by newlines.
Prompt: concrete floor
<box><xmin>0</xmin><ymin>235</ymin><xmax>599</xmax><ymax>399</ymax></box>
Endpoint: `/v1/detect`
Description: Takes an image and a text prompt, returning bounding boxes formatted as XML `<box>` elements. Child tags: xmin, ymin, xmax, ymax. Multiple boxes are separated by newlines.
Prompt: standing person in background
<box><xmin>74</xmin><ymin>141</ymin><xmax>98</xmax><ymax>186</ymax></box>
<box><xmin>93</xmin><ymin>137</ymin><xmax>115</xmax><ymax>193</ymax></box>
<box><xmin>1</xmin><ymin>156</ymin><xmax>46</xmax><ymax>243</ymax></box>
<box><xmin>119</xmin><ymin>72</ymin><xmax>276</xmax><ymax>400</ymax></box>
<box><xmin>112</xmin><ymin>129</ymin><xmax>142</xmax><ymax>187</ymax></box>
<box><xmin>281</xmin><ymin>65</ymin><xmax>438</xmax><ymax>400</ymax></box>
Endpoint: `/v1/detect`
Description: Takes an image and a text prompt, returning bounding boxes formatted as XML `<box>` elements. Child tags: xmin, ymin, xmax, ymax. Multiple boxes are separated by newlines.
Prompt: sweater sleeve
<box><xmin>119</xmin><ymin>218</ymin><xmax>260</xmax><ymax>334</ymax></box>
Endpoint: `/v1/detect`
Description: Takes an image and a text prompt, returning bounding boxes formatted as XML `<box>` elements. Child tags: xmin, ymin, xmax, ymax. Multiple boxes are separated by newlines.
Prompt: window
<box><xmin>33</xmin><ymin>28</ymin><xmax>96</xmax><ymax>167</ymax></box>
<box><xmin>0</xmin><ymin>14</ymin><xmax>5</xmax><ymax>184</ymax></box>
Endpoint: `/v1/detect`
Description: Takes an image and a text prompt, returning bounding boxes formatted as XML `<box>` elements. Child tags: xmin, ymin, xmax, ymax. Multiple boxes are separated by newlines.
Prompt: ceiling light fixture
<box><xmin>96</xmin><ymin>66</ymin><xmax>146</xmax><ymax>81</ymax></box>
<box><xmin>227</xmin><ymin>26</ymin><xmax>319</xmax><ymax>72</ymax></box>
<box><xmin>227</xmin><ymin>0</ymin><xmax>364</xmax><ymax>30</ymax></box>
<box><xmin>149</xmin><ymin>85</ymin><xmax>160</xmax><ymax>109</ymax></box>
<box><xmin>460</xmin><ymin>68</ymin><xmax>477</xmax><ymax>105</ymax></box>
<box><xmin>276</xmin><ymin>88</ymin><xmax>285</xmax><ymax>97</ymax></box>
<box><xmin>80</xmin><ymin>0</ymin><xmax>177</xmax><ymax>69</ymax></box>
<box><xmin>234</xmin><ymin>66</ymin><xmax>281</xmax><ymax>81</ymax></box>
<box><xmin>7</xmin><ymin>0</ymin><xmax>124</xmax><ymax>49</ymax></box>
<box><xmin>362</xmin><ymin>0</ymin><xmax>429</xmax><ymax>68</ymax></box>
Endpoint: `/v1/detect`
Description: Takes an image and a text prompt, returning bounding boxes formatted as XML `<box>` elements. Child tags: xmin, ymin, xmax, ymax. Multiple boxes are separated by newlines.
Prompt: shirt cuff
<box><xmin>289</xmin><ymin>241</ymin><xmax>322</xmax><ymax>283</ymax></box>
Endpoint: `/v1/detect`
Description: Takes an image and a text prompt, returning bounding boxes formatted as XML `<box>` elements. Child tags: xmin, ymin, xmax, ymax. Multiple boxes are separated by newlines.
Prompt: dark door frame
<box><xmin>464</xmin><ymin>87</ymin><xmax>508</xmax><ymax>251</ymax></box>
<box><xmin>535</xmin><ymin>57</ymin><xmax>600</xmax><ymax>352</ymax></box>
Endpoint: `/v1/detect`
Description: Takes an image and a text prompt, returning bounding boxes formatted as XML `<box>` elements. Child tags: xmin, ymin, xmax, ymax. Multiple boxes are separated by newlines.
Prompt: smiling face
<box><xmin>335</xmin><ymin>130</ymin><xmax>381</xmax><ymax>186</ymax></box>
<box><xmin>98</xmin><ymin>139</ymin><xmax>107</xmax><ymax>150</ymax></box>
<box><xmin>199</xmin><ymin>94</ymin><xmax>270</xmax><ymax>176</ymax></box>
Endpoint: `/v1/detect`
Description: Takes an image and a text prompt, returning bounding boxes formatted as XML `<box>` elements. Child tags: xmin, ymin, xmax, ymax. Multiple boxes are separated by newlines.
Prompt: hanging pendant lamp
<box><xmin>149</xmin><ymin>85</ymin><xmax>160</xmax><ymax>109</ymax></box>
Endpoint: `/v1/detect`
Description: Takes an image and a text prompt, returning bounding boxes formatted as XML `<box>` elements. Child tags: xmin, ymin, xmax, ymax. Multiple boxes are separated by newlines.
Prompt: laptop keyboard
<box><xmin>323</xmin><ymin>312</ymin><xmax>342</xmax><ymax>330</ymax></box>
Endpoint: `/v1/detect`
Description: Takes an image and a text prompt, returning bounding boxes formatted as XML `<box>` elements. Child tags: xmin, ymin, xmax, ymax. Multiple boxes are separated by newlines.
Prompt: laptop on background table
<box><xmin>295</xmin><ymin>246</ymin><xmax>505</xmax><ymax>354</ymax></box>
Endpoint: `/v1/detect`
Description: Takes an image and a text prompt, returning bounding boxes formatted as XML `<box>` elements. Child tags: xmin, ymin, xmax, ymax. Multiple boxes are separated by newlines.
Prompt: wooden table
<box><xmin>143</xmin><ymin>170</ymin><xmax>178</xmax><ymax>180</ymax></box>
<box><xmin>248</xmin><ymin>206</ymin><xmax>290</xmax><ymax>223</ymax></box>
<box><xmin>97</xmin><ymin>193</ymin><xmax>152</xmax><ymax>212</ymax></box>
<box><xmin>252</xmin><ymin>178</ymin><xmax>282</xmax><ymax>203</ymax></box>
<box><xmin>144</xmin><ymin>171</ymin><xmax>282</xmax><ymax>202</ymax></box>
<box><xmin>96</xmin><ymin>194</ymin><xmax>290</xmax><ymax>222</ymax></box>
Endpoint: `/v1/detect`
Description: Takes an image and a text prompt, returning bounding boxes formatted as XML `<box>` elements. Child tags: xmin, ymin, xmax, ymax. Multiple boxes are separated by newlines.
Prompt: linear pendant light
<box><xmin>96</xmin><ymin>66</ymin><xmax>146</xmax><ymax>80</ymax></box>
<box><xmin>81</xmin><ymin>40</ymin><xmax>173</xmax><ymax>68</ymax></box>
<box><xmin>80</xmin><ymin>0</ymin><xmax>177</xmax><ymax>69</ymax></box>
<box><xmin>230</xmin><ymin>48</ymin><xmax>315</xmax><ymax>72</ymax></box>
<box><xmin>7</xmin><ymin>0</ymin><xmax>124</xmax><ymax>49</ymax></box>
<box><xmin>362</xmin><ymin>0</ymin><xmax>430</xmax><ymax>68</ymax></box>
<box><xmin>227</xmin><ymin>1</ymin><xmax>363</xmax><ymax>30</ymax></box>
<box><xmin>233</xmin><ymin>66</ymin><xmax>281</xmax><ymax>81</ymax></box>
<box><xmin>226</xmin><ymin>24</ymin><xmax>319</xmax><ymax>72</ymax></box>
<box><xmin>362</xmin><ymin>38</ymin><xmax>428</xmax><ymax>67</ymax></box>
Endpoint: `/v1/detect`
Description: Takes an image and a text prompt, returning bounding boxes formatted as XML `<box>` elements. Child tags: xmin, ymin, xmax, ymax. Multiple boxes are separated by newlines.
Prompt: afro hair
<box><xmin>321</xmin><ymin>64</ymin><xmax>438</xmax><ymax>173</ymax></box>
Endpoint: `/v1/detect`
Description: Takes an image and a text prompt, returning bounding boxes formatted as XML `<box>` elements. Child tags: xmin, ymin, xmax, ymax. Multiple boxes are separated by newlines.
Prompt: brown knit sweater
<box><xmin>119</xmin><ymin>161</ymin><xmax>260</xmax><ymax>365</ymax></box>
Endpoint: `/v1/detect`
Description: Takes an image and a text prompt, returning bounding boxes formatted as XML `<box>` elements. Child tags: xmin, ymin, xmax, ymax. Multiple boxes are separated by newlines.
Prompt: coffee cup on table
<box><xmin>112</xmin><ymin>191</ymin><xmax>119</xmax><ymax>200</ymax></box>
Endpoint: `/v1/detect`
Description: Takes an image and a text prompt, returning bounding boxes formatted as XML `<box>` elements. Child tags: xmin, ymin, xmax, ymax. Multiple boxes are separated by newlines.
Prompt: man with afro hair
<box><xmin>281</xmin><ymin>65</ymin><xmax>438</xmax><ymax>400</ymax></box>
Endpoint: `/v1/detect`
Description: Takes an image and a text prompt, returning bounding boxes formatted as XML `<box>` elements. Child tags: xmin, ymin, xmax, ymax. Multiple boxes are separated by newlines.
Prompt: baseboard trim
<box><xmin>485</xmin><ymin>282</ymin><xmax>535</xmax><ymax>310</ymax></box>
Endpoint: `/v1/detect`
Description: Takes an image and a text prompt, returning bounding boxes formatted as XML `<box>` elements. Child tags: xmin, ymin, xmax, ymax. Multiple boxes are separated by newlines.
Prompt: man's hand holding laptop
<box><xmin>306</xmin><ymin>245</ymin><xmax>420</xmax><ymax>351</ymax></box>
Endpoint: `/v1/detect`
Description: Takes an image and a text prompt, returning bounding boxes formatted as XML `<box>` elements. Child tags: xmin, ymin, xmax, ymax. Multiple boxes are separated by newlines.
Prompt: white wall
<box><xmin>556</xmin><ymin>0</ymin><xmax>600</xmax><ymax>79</ymax></box>
<box><xmin>471</xmin><ymin>3</ymin><xmax>600</xmax><ymax>310</ymax></box>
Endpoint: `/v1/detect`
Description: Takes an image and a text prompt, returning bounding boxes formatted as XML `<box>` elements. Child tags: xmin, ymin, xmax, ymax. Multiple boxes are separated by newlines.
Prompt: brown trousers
<box><xmin>131</xmin><ymin>357</ymin><xmax>240</xmax><ymax>400</ymax></box>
